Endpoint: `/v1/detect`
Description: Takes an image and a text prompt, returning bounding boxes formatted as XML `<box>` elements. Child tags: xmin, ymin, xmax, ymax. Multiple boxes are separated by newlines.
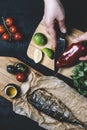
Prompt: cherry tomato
<box><xmin>2</xmin><ymin>33</ymin><xmax>10</xmax><ymax>41</ymax></box>
<box><xmin>16</xmin><ymin>72</ymin><xmax>27</xmax><ymax>82</ymax></box>
<box><xmin>10</xmin><ymin>25</ymin><xmax>17</xmax><ymax>34</ymax></box>
<box><xmin>14</xmin><ymin>32</ymin><xmax>22</xmax><ymax>41</ymax></box>
<box><xmin>0</xmin><ymin>25</ymin><xmax>6</xmax><ymax>34</ymax></box>
<box><xmin>5</xmin><ymin>17</ymin><xmax>14</xmax><ymax>27</ymax></box>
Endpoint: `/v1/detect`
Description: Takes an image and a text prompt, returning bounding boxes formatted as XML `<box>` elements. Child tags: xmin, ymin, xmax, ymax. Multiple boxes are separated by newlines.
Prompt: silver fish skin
<box><xmin>27</xmin><ymin>89</ymin><xmax>87</xmax><ymax>129</ymax></box>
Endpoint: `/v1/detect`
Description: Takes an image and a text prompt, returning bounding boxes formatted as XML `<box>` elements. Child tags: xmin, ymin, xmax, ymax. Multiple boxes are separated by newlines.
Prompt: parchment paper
<box><xmin>13</xmin><ymin>72</ymin><xmax>87</xmax><ymax>130</ymax></box>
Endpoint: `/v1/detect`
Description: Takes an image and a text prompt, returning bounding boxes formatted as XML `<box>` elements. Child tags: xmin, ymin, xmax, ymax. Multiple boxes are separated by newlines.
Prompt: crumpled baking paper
<box><xmin>13</xmin><ymin>72</ymin><xmax>87</xmax><ymax>130</ymax></box>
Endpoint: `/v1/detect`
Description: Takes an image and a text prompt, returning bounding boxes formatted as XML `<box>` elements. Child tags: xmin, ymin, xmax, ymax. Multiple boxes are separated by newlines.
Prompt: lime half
<box><xmin>34</xmin><ymin>49</ymin><xmax>43</xmax><ymax>63</ymax></box>
<box><xmin>42</xmin><ymin>47</ymin><xmax>54</xmax><ymax>59</ymax></box>
<box><xmin>33</xmin><ymin>33</ymin><xmax>47</xmax><ymax>46</ymax></box>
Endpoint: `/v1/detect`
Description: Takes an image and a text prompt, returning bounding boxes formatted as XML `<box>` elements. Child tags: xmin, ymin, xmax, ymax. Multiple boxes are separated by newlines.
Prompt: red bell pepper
<box><xmin>56</xmin><ymin>43</ymin><xmax>86</xmax><ymax>68</ymax></box>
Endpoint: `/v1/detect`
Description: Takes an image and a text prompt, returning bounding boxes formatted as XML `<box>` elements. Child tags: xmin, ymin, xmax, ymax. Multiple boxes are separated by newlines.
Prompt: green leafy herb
<box><xmin>71</xmin><ymin>61</ymin><xmax>87</xmax><ymax>97</ymax></box>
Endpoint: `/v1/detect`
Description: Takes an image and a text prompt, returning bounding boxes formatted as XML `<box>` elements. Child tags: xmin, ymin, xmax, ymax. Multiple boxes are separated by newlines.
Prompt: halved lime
<box><xmin>42</xmin><ymin>47</ymin><xmax>54</xmax><ymax>59</ymax></box>
<box><xmin>33</xmin><ymin>33</ymin><xmax>47</xmax><ymax>46</ymax></box>
<box><xmin>34</xmin><ymin>49</ymin><xmax>43</xmax><ymax>63</ymax></box>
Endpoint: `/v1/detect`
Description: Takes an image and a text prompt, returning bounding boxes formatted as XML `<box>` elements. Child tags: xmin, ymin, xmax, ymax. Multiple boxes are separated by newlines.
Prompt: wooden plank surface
<box><xmin>27</xmin><ymin>21</ymin><xmax>54</xmax><ymax>70</ymax></box>
<box><xmin>0</xmin><ymin>57</ymin><xmax>42</xmax><ymax>102</ymax></box>
<box><xmin>27</xmin><ymin>20</ymin><xmax>84</xmax><ymax>78</ymax></box>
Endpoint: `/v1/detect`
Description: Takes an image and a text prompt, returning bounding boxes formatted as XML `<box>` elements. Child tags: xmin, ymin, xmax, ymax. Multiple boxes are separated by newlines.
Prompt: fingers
<box><xmin>73</xmin><ymin>32</ymin><xmax>87</xmax><ymax>43</ymax></box>
<box><xmin>79</xmin><ymin>56</ymin><xmax>87</xmax><ymax>61</ymax></box>
<box><xmin>58</xmin><ymin>20</ymin><xmax>66</xmax><ymax>33</ymax></box>
<box><xmin>43</xmin><ymin>19</ymin><xmax>57</xmax><ymax>46</ymax></box>
<box><xmin>43</xmin><ymin>0</ymin><xmax>66</xmax><ymax>47</ymax></box>
<box><xmin>72</xmin><ymin>32</ymin><xmax>87</xmax><ymax>61</ymax></box>
<box><xmin>47</xmin><ymin>25</ymin><xmax>56</xmax><ymax>46</ymax></box>
<box><xmin>43</xmin><ymin>19</ymin><xmax>66</xmax><ymax>47</ymax></box>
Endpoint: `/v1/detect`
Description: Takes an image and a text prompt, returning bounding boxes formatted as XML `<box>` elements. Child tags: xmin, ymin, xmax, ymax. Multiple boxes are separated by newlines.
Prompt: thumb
<box><xmin>58</xmin><ymin>20</ymin><xmax>66</xmax><ymax>33</ymax></box>
<box><xmin>73</xmin><ymin>32</ymin><xmax>87</xmax><ymax>43</ymax></box>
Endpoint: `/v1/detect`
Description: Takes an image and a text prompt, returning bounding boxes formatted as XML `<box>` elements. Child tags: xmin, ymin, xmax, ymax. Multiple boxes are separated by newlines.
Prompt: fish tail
<box><xmin>84</xmin><ymin>123</ymin><xmax>87</xmax><ymax>130</ymax></box>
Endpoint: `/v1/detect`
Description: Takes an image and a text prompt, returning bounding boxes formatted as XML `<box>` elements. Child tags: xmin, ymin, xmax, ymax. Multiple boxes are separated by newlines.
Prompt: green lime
<box><xmin>42</xmin><ymin>47</ymin><xmax>54</xmax><ymax>59</ymax></box>
<box><xmin>33</xmin><ymin>33</ymin><xmax>47</xmax><ymax>46</ymax></box>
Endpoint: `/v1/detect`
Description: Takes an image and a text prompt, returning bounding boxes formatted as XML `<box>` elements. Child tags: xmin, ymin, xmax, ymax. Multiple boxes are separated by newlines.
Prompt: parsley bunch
<box><xmin>71</xmin><ymin>61</ymin><xmax>87</xmax><ymax>97</ymax></box>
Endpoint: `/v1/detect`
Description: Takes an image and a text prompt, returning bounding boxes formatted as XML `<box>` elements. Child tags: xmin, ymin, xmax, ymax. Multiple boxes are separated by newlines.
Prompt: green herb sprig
<box><xmin>71</xmin><ymin>61</ymin><xmax>87</xmax><ymax>97</ymax></box>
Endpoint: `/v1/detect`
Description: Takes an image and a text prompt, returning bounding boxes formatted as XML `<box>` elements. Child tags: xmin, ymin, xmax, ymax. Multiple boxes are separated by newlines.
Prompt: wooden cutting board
<box><xmin>0</xmin><ymin>57</ymin><xmax>42</xmax><ymax>102</ymax></box>
<box><xmin>27</xmin><ymin>20</ymin><xmax>84</xmax><ymax>78</ymax></box>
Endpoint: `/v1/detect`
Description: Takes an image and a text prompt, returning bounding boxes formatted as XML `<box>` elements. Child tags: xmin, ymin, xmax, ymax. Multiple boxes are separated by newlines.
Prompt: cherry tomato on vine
<box><xmin>5</xmin><ymin>17</ymin><xmax>14</xmax><ymax>27</ymax></box>
<box><xmin>0</xmin><ymin>25</ymin><xmax>6</xmax><ymax>34</ymax></box>
<box><xmin>2</xmin><ymin>33</ymin><xmax>10</xmax><ymax>41</ymax></box>
<box><xmin>16</xmin><ymin>72</ymin><xmax>27</xmax><ymax>82</ymax></box>
<box><xmin>10</xmin><ymin>25</ymin><xmax>17</xmax><ymax>33</ymax></box>
<box><xmin>14</xmin><ymin>32</ymin><xmax>22</xmax><ymax>41</ymax></box>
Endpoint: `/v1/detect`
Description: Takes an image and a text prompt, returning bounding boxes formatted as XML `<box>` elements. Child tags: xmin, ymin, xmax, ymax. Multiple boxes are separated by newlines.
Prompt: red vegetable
<box><xmin>16</xmin><ymin>72</ymin><xmax>27</xmax><ymax>82</ymax></box>
<box><xmin>14</xmin><ymin>32</ymin><xmax>22</xmax><ymax>41</ymax></box>
<box><xmin>2</xmin><ymin>33</ymin><xmax>10</xmax><ymax>41</ymax></box>
<box><xmin>56</xmin><ymin>43</ymin><xmax>86</xmax><ymax>68</ymax></box>
<box><xmin>0</xmin><ymin>25</ymin><xmax>6</xmax><ymax>34</ymax></box>
<box><xmin>10</xmin><ymin>25</ymin><xmax>17</xmax><ymax>33</ymax></box>
<box><xmin>5</xmin><ymin>17</ymin><xmax>13</xmax><ymax>27</ymax></box>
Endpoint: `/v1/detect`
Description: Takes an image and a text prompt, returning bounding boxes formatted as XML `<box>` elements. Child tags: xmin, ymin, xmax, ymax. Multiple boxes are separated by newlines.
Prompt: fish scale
<box><xmin>27</xmin><ymin>88</ymin><xmax>87</xmax><ymax>129</ymax></box>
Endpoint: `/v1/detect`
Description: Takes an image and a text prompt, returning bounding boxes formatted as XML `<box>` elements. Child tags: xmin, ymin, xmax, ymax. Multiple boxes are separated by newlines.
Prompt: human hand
<box><xmin>73</xmin><ymin>32</ymin><xmax>87</xmax><ymax>61</ymax></box>
<box><xmin>43</xmin><ymin>0</ymin><xmax>66</xmax><ymax>46</ymax></box>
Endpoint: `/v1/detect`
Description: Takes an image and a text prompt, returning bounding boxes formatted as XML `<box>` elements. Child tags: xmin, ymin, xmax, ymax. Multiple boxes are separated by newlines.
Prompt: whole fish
<box><xmin>27</xmin><ymin>89</ymin><xmax>87</xmax><ymax>129</ymax></box>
